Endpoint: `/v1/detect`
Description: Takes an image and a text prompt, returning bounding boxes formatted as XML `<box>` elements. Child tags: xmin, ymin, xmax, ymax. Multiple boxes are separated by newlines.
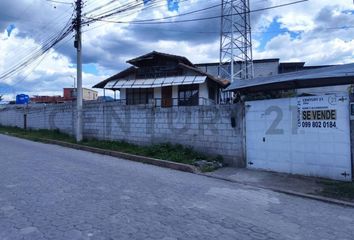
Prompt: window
<box><xmin>208</xmin><ymin>81</ymin><xmax>218</xmax><ymax>102</ymax></box>
<box><xmin>178</xmin><ymin>84</ymin><xmax>199</xmax><ymax>106</ymax></box>
<box><xmin>126</xmin><ymin>88</ymin><xmax>154</xmax><ymax>105</ymax></box>
<box><xmin>208</xmin><ymin>85</ymin><xmax>216</xmax><ymax>101</ymax></box>
<box><xmin>71</xmin><ymin>89</ymin><xmax>77</xmax><ymax>98</ymax></box>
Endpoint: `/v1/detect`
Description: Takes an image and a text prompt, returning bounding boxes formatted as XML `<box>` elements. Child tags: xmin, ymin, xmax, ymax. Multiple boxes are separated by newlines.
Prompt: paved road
<box><xmin>0</xmin><ymin>134</ymin><xmax>353</xmax><ymax>240</ymax></box>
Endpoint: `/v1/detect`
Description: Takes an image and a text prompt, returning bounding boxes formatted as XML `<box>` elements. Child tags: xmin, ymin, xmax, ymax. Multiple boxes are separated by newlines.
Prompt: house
<box><xmin>63</xmin><ymin>88</ymin><xmax>98</xmax><ymax>101</ymax></box>
<box><xmin>93</xmin><ymin>51</ymin><xmax>229</xmax><ymax>107</ymax></box>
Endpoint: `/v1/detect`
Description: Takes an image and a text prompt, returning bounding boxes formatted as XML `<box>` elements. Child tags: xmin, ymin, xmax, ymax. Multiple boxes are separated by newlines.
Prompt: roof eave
<box><xmin>178</xmin><ymin>63</ymin><xmax>230</xmax><ymax>88</ymax></box>
<box><xmin>228</xmin><ymin>76</ymin><xmax>354</xmax><ymax>93</ymax></box>
<box><xmin>93</xmin><ymin>66</ymin><xmax>136</xmax><ymax>89</ymax></box>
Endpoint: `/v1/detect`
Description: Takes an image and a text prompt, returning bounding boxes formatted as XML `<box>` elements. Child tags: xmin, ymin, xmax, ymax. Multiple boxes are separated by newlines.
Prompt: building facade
<box><xmin>30</xmin><ymin>95</ymin><xmax>65</xmax><ymax>104</ymax></box>
<box><xmin>93</xmin><ymin>52</ymin><xmax>229</xmax><ymax>107</ymax></box>
<box><xmin>63</xmin><ymin>88</ymin><xmax>98</xmax><ymax>101</ymax></box>
<box><xmin>196</xmin><ymin>59</ymin><xmax>330</xmax><ymax>80</ymax></box>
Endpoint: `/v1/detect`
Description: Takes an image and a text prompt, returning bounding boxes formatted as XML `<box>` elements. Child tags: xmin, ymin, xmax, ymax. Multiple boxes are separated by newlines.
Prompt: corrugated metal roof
<box><xmin>226</xmin><ymin>63</ymin><xmax>354</xmax><ymax>92</ymax></box>
<box><xmin>103</xmin><ymin>76</ymin><xmax>207</xmax><ymax>89</ymax></box>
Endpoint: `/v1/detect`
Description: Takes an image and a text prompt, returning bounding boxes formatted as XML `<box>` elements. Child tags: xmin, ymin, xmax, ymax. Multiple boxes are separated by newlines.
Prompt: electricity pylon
<box><xmin>219</xmin><ymin>0</ymin><xmax>254</xmax><ymax>82</ymax></box>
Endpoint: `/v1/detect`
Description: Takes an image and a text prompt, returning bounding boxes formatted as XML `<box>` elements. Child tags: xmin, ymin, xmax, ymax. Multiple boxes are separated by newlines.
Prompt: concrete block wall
<box><xmin>197</xmin><ymin>61</ymin><xmax>279</xmax><ymax>79</ymax></box>
<box><xmin>254</xmin><ymin>61</ymin><xmax>279</xmax><ymax>77</ymax></box>
<box><xmin>0</xmin><ymin>102</ymin><xmax>245</xmax><ymax>166</ymax></box>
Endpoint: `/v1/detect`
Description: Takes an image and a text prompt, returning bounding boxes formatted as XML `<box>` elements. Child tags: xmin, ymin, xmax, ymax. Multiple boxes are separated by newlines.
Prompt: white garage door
<box><xmin>245</xmin><ymin>94</ymin><xmax>352</xmax><ymax>181</ymax></box>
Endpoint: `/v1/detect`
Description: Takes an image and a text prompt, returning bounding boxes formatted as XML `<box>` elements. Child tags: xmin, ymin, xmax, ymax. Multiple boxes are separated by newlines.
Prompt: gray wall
<box><xmin>0</xmin><ymin>102</ymin><xmax>245</xmax><ymax>167</ymax></box>
<box><xmin>197</xmin><ymin>61</ymin><xmax>279</xmax><ymax>79</ymax></box>
<box><xmin>351</xmin><ymin>121</ymin><xmax>354</xmax><ymax>179</ymax></box>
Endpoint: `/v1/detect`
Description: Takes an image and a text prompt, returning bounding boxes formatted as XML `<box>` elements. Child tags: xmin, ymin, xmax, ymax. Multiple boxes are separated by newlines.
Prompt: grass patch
<box><xmin>0</xmin><ymin>126</ymin><xmax>75</xmax><ymax>143</ymax></box>
<box><xmin>318</xmin><ymin>180</ymin><xmax>354</xmax><ymax>201</ymax></box>
<box><xmin>81</xmin><ymin>140</ymin><xmax>210</xmax><ymax>165</ymax></box>
<box><xmin>0</xmin><ymin>125</ymin><xmax>222</xmax><ymax>167</ymax></box>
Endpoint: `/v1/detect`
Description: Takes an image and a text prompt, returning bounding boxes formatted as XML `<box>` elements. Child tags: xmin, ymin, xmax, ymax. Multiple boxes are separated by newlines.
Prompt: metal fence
<box><xmin>106</xmin><ymin>97</ymin><xmax>217</xmax><ymax>107</ymax></box>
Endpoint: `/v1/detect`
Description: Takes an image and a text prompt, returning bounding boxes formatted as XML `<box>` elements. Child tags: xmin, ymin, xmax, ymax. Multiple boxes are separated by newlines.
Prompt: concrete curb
<box><xmin>1</xmin><ymin>133</ymin><xmax>198</xmax><ymax>174</ymax></box>
<box><xmin>2</xmin><ymin>133</ymin><xmax>353</xmax><ymax>208</ymax></box>
<box><xmin>198</xmin><ymin>173</ymin><xmax>354</xmax><ymax>208</ymax></box>
<box><xmin>39</xmin><ymin>139</ymin><xmax>199</xmax><ymax>174</ymax></box>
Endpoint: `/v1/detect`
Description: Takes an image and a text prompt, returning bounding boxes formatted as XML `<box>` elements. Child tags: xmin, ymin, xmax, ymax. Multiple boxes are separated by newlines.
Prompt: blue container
<box><xmin>16</xmin><ymin>94</ymin><xmax>30</xmax><ymax>104</ymax></box>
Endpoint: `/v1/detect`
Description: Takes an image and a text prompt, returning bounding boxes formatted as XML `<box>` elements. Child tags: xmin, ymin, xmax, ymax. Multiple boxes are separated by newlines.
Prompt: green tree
<box><xmin>0</xmin><ymin>95</ymin><xmax>2</xmax><ymax>102</ymax></box>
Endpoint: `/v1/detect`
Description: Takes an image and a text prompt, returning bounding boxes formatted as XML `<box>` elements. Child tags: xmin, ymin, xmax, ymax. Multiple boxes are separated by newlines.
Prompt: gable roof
<box><xmin>93</xmin><ymin>51</ymin><xmax>230</xmax><ymax>89</ymax></box>
<box><xmin>93</xmin><ymin>67</ymin><xmax>136</xmax><ymax>89</ymax></box>
<box><xmin>93</xmin><ymin>63</ymin><xmax>229</xmax><ymax>89</ymax></box>
<box><xmin>178</xmin><ymin>63</ymin><xmax>229</xmax><ymax>87</ymax></box>
<box><xmin>127</xmin><ymin>51</ymin><xmax>194</xmax><ymax>67</ymax></box>
<box><xmin>226</xmin><ymin>63</ymin><xmax>354</xmax><ymax>93</ymax></box>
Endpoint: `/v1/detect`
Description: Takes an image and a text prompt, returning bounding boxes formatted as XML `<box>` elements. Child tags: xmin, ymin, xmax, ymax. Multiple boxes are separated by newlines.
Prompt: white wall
<box><xmin>120</xmin><ymin>89</ymin><xmax>126</xmax><ymax>99</ymax></box>
<box><xmin>245</xmin><ymin>94</ymin><xmax>352</xmax><ymax>181</ymax></box>
<box><xmin>197</xmin><ymin>61</ymin><xmax>280</xmax><ymax>79</ymax></box>
<box><xmin>172</xmin><ymin>86</ymin><xmax>178</xmax><ymax>106</ymax></box>
<box><xmin>154</xmin><ymin>87</ymin><xmax>162</xmax><ymax>107</ymax></box>
<box><xmin>199</xmin><ymin>82</ymin><xmax>208</xmax><ymax>105</ymax></box>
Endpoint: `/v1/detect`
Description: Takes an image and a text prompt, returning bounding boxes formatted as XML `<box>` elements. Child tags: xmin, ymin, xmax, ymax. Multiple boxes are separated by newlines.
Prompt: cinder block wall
<box><xmin>0</xmin><ymin>102</ymin><xmax>245</xmax><ymax>167</ymax></box>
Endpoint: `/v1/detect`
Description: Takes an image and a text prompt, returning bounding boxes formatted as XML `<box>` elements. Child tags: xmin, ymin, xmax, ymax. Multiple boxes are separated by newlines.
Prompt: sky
<box><xmin>0</xmin><ymin>0</ymin><xmax>354</xmax><ymax>100</ymax></box>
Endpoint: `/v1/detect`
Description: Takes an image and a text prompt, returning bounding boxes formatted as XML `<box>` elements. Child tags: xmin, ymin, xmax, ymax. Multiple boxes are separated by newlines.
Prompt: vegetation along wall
<box><xmin>0</xmin><ymin>102</ymin><xmax>245</xmax><ymax>166</ymax></box>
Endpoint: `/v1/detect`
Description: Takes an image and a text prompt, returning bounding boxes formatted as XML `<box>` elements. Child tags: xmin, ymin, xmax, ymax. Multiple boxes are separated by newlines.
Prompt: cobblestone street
<box><xmin>0</xmin><ymin>134</ymin><xmax>353</xmax><ymax>240</ymax></box>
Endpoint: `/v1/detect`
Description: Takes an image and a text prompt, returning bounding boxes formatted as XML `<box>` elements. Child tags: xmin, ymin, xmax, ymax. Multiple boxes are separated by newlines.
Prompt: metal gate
<box><xmin>245</xmin><ymin>94</ymin><xmax>352</xmax><ymax>181</ymax></box>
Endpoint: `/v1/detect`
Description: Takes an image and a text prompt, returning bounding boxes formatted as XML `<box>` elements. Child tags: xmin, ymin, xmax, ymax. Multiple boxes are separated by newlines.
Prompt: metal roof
<box><xmin>104</xmin><ymin>76</ymin><xmax>207</xmax><ymax>89</ymax></box>
<box><xmin>226</xmin><ymin>63</ymin><xmax>354</xmax><ymax>93</ymax></box>
<box><xmin>195</xmin><ymin>59</ymin><xmax>280</xmax><ymax>66</ymax></box>
<box><xmin>127</xmin><ymin>51</ymin><xmax>194</xmax><ymax>67</ymax></box>
<box><xmin>94</xmin><ymin>62</ymin><xmax>229</xmax><ymax>89</ymax></box>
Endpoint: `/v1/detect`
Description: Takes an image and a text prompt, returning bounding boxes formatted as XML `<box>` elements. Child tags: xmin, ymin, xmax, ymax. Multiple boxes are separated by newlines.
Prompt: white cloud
<box><xmin>252</xmin><ymin>0</ymin><xmax>354</xmax><ymax>64</ymax></box>
<box><xmin>0</xmin><ymin>27</ymin><xmax>108</xmax><ymax>100</ymax></box>
<box><xmin>1</xmin><ymin>0</ymin><xmax>354</xmax><ymax>101</ymax></box>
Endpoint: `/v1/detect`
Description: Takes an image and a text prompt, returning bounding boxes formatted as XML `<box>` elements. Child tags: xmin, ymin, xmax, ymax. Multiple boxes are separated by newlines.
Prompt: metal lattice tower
<box><xmin>219</xmin><ymin>0</ymin><xmax>254</xmax><ymax>82</ymax></box>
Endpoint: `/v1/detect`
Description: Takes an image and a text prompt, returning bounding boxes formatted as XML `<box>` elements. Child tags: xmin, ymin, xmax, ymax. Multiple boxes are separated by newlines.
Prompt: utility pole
<box><xmin>74</xmin><ymin>0</ymin><xmax>83</xmax><ymax>142</ymax></box>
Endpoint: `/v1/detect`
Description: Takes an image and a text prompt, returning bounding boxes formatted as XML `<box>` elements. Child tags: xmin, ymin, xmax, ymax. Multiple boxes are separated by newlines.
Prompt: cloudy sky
<box><xmin>0</xmin><ymin>0</ymin><xmax>353</xmax><ymax>100</ymax></box>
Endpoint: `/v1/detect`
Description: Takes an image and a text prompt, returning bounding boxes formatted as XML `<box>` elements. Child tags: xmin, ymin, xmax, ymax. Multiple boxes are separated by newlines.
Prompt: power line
<box><xmin>85</xmin><ymin>0</ymin><xmax>309</xmax><ymax>25</ymax></box>
<box><xmin>0</xmin><ymin>14</ymin><xmax>75</xmax><ymax>81</ymax></box>
<box><xmin>85</xmin><ymin>2</ymin><xmax>221</xmax><ymax>24</ymax></box>
<box><xmin>6</xmin><ymin>35</ymin><xmax>76</xmax><ymax>95</ymax></box>
<box><xmin>4</xmin><ymin>12</ymin><xmax>75</xmax><ymax>68</ymax></box>
<box><xmin>46</xmin><ymin>0</ymin><xmax>74</xmax><ymax>5</ymax></box>
<box><xmin>2</xmin><ymin>2</ymin><xmax>75</xmax><ymax>70</ymax></box>
<box><xmin>81</xmin><ymin>24</ymin><xmax>354</xmax><ymax>38</ymax></box>
<box><xmin>0</xmin><ymin>0</ymin><xmax>139</xmax><ymax>86</ymax></box>
<box><xmin>84</xmin><ymin>0</ymin><xmax>183</xmax><ymax>24</ymax></box>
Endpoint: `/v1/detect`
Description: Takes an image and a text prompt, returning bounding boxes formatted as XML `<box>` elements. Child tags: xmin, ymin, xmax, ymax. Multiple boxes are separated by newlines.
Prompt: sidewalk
<box><xmin>204</xmin><ymin>167</ymin><xmax>354</xmax><ymax>207</ymax></box>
